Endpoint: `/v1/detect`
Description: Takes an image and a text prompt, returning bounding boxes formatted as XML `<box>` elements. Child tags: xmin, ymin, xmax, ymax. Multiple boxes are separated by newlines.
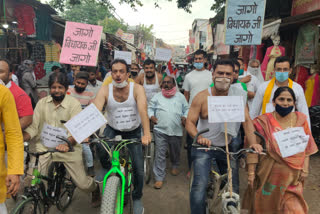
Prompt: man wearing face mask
<box><xmin>130</xmin><ymin>63</ymin><xmax>140</xmax><ymax>80</ymax></box>
<box><xmin>135</xmin><ymin>59</ymin><xmax>162</xmax><ymax>103</ymax></box>
<box><xmin>94</xmin><ymin>59</ymin><xmax>151</xmax><ymax>214</ymax></box>
<box><xmin>23</xmin><ymin>72</ymin><xmax>101</xmax><ymax>208</ymax></box>
<box><xmin>148</xmin><ymin>75</ymin><xmax>189</xmax><ymax>189</ymax></box>
<box><xmin>239</xmin><ymin>59</ymin><xmax>263</xmax><ymax>109</ymax></box>
<box><xmin>67</xmin><ymin>71</ymin><xmax>95</xmax><ymax>176</ymax></box>
<box><xmin>250</xmin><ymin>56</ymin><xmax>310</xmax><ymax>127</ymax></box>
<box><xmin>182</xmin><ymin>49</ymin><xmax>212</xmax><ymax>176</ymax></box>
<box><xmin>67</xmin><ymin>71</ymin><xmax>95</xmax><ymax>109</ymax></box>
<box><xmin>186</xmin><ymin>59</ymin><xmax>257</xmax><ymax>214</ymax></box>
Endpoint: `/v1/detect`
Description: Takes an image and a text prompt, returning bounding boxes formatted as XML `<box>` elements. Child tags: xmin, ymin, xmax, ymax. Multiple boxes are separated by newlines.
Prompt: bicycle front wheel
<box><xmin>100</xmin><ymin>176</ymin><xmax>122</xmax><ymax>214</ymax></box>
<box><xmin>144</xmin><ymin>142</ymin><xmax>154</xmax><ymax>184</ymax></box>
<box><xmin>10</xmin><ymin>197</ymin><xmax>45</xmax><ymax>214</ymax></box>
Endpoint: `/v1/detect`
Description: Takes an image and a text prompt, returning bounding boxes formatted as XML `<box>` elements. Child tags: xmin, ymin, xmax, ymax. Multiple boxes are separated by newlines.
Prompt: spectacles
<box><xmin>275</xmin><ymin>68</ymin><xmax>290</xmax><ymax>72</ymax></box>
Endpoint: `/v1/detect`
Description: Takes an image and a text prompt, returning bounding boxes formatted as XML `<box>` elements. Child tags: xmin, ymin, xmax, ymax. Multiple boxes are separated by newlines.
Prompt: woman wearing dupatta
<box><xmin>242</xmin><ymin>87</ymin><xmax>318</xmax><ymax>214</ymax></box>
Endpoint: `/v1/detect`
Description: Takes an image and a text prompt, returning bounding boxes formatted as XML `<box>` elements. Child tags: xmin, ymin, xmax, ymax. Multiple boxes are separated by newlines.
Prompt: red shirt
<box><xmin>8</xmin><ymin>81</ymin><xmax>33</xmax><ymax>117</ymax></box>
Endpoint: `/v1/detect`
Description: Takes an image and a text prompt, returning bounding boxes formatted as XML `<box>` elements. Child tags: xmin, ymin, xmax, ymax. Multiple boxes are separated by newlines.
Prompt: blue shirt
<box><xmin>148</xmin><ymin>92</ymin><xmax>189</xmax><ymax>136</ymax></box>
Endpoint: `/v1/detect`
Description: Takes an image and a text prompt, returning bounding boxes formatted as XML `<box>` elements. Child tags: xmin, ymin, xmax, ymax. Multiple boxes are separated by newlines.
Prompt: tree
<box><xmin>47</xmin><ymin>0</ymin><xmax>224</xmax><ymax>13</ymax></box>
<box><xmin>62</xmin><ymin>0</ymin><xmax>114</xmax><ymax>25</ymax></box>
<box><xmin>99</xmin><ymin>17</ymin><xmax>128</xmax><ymax>34</ymax></box>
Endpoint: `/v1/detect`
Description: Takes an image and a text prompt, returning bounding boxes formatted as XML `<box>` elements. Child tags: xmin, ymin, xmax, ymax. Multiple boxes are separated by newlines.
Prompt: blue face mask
<box><xmin>275</xmin><ymin>72</ymin><xmax>289</xmax><ymax>82</ymax></box>
<box><xmin>239</xmin><ymin>69</ymin><xmax>244</xmax><ymax>75</ymax></box>
<box><xmin>193</xmin><ymin>62</ymin><xmax>204</xmax><ymax>70</ymax></box>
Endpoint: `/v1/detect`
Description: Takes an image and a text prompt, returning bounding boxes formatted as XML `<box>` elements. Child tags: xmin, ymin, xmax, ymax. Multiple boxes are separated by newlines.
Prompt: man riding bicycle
<box><xmin>93</xmin><ymin>59</ymin><xmax>151</xmax><ymax>214</ymax></box>
<box><xmin>186</xmin><ymin>59</ymin><xmax>257</xmax><ymax>214</ymax></box>
<box><xmin>23</xmin><ymin>72</ymin><xmax>101</xmax><ymax>208</ymax></box>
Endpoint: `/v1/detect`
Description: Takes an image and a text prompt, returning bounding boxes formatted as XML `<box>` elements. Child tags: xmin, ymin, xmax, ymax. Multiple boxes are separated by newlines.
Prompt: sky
<box><xmin>41</xmin><ymin>0</ymin><xmax>215</xmax><ymax>46</ymax></box>
<box><xmin>110</xmin><ymin>0</ymin><xmax>215</xmax><ymax>46</ymax></box>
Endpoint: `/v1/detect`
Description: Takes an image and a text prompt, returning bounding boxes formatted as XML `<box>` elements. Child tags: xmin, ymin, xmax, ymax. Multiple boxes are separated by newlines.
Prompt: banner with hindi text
<box><xmin>60</xmin><ymin>21</ymin><xmax>103</xmax><ymax>66</ymax></box>
<box><xmin>224</xmin><ymin>0</ymin><xmax>266</xmax><ymax>45</ymax></box>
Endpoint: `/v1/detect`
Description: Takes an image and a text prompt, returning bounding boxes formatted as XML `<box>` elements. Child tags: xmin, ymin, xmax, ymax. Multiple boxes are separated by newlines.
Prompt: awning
<box><xmin>280</xmin><ymin>9</ymin><xmax>320</xmax><ymax>29</ymax></box>
<box><xmin>262</xmin><ymin>19</ymin><xmax>281</xmax><ymax>39</ymax></box>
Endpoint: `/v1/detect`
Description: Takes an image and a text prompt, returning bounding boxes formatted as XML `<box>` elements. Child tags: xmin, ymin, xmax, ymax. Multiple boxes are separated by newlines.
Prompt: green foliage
<box><xmin>138</xmin><ymin>24</ymin><xmax>154</xmax><ymax>42</ymax></box>
<box><xmin>62</xmin><ymin>0</ymin><xmax>114</xmax><ymax>25</ymax></box>
<box><xmin>48</xmin><ymin>0</ymin><xmax>224</xmax><ymax>13</ymax></box>
<box><xmin>99</xmin><ymin>17</ymin><xmax>128</xmax><ymax>34</ymax></box>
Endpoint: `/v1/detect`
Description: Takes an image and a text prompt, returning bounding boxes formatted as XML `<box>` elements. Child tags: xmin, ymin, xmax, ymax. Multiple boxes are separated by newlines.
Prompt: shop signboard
<box><xmin>215</xmin><ymin>24</ymin><xmax>230</xmax><ymax>55</ymax></box>
<box><xmin>224</xmin><ymin>0</ymin><xmax>266</xmax><ymax>45</ymax></box>
<box><xmin>60</xmin><ymin>21</ymin><xmax>103</xmax><ymax>66</ymax></box>
<box><xmin>291</xmin><ymin>0</ymin><xmax>320</xmax><ymax>16</ymax></box>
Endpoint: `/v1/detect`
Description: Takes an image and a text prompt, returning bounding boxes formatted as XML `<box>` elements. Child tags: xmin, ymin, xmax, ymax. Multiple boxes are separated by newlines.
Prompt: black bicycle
<box><xmin>10</xmin><ymin>136</ymin><xmax>76</xmax><ymax>214</ymax></box>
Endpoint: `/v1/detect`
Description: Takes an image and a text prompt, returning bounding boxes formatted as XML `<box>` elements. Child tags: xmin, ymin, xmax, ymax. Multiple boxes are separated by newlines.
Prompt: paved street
<box><xmin>6</xmin><ymin>144</ymin><xmax>320</xmax><ymax>214</ymax></box>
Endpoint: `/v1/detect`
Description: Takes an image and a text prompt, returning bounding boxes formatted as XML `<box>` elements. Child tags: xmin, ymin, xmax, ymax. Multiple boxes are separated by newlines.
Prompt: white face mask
<box><xmin>112</xmin><ymin>80</ymin><xmax>128</xmax><ymax>88</ymax></box>
<box><xmin>248</xmin><ymin>66</ymin><xmax>259</xmax><ymax>75</ymax></box>
<box><xmin>214</xmin><ymin>77</ymin><xmax>231</xmax><ymax>91</ymax></box>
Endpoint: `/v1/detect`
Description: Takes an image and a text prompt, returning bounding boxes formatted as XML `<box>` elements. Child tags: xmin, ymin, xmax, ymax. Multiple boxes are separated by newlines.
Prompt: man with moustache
<box><xmin>135</xmin><ymin>59</ymin><xmax>162</xmax><ymax>103</ymax></box>
<box><xmin>23</xmin><ymin>72</ymin><xmax>101</xmax><ymax>207</ymax></box>
<box><xmin>148</xmin><ymin>75</ymin><xmax>189</xmax><ymax>189</ymax></box>
<box><xmin>94</xmin><ymin>59</ymin><xmax>151</xmax><ymax>214</ymax></box>
<box><xmin>186</xmin><ymin>59</ymin><xmax>257</xmax><ymax>214</ymax></box>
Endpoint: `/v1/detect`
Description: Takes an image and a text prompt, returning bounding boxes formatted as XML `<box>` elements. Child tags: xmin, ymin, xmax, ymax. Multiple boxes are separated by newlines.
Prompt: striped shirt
<box><xmin>67</xmin><ymin>86</ymin><xmax>95</xmax><ymax>109</ymax></box>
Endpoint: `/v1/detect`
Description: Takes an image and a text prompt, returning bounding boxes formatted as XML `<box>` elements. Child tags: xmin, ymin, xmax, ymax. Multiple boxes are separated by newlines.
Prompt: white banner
<box><xmin>64</xmin><ymin>104</ymin><xmax>107</xmax><ymax>144</ymax></box>
<box><xmin>208</xmin><ymin>96</ymin><xmax>245</xmax><ymax>123</ymax></box>
<box><xmin>155</xmin><ymin>48</ymin><xmax>172</xmax><ymax>62</ymax></box>
<box><xmin>273</xmin><ymin>127</ymin><xmax>309</xmax><ymax>158</ymax></box>
<box><xmin>41</xmin><ymin>123</ymin><xmax>68</xmax><ymax>148</ymax></box>
<box><xmin>114</xmin><ymin>50</ymin><xmax>132</xmax><ymax>65</ymax></box>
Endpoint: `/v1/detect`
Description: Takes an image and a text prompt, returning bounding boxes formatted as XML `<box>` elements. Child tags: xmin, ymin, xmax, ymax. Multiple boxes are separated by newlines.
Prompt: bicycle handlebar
<box><xmin>91</xmin><ymin>137</ymin><xmax>141</xmax><ymax>144</ymax></box>
<box><xmin>191</xmin><ymin>129</ymin><xmax>267</xmax><ymax>152</ymax></box>
<box><xmin>56</xmin><ymin>136</ymin><xmax>74</xmax><ymax>152</ymax></box>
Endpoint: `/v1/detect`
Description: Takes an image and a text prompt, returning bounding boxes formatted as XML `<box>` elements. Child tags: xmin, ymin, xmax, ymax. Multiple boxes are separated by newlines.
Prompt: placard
<box><xmin>224</xmin><ymin>0</ymin><xmax>266</xmax><ymax>45</ymax></box>
<box><xmin>40</xmin><ymin>123</ymin><xmax>68</xmax><ymax>148</ymax></box>
<box><xmin>155</xmin><ymin>48</ymin><xmax>172</xmax><ymax>62</ymax></box>
<box><xmin>64</xmin><ymin>103</ymin><xmax>107</xmax><ymax>144</ymax></box>
<box><xmin>208</xmin><ymin>96</ymin><xmax>245</xmax><ymax>123</ymax></box>
<box><xmin>60</xmin><ymin>21</ymin><xmax>103</xmax><ymax>66</ymax></box>
<box><xmin>273</xmin><ymin>127</ymin><xmax>309</xmax><ymax>158</ymax></box>
<box><xmin>111</xmin><ymin>107</ymin><xmax>139</xmax><ymax>131</ymax></box>
<box><xmin>114</xmin><ymin>50</ymin><xmax>132</xmax><ymax>64</ymax></box>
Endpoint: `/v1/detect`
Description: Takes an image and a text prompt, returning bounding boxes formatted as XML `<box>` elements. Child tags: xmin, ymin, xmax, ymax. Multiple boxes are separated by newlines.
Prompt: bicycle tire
<box><xmin>100</xmin><ymin>176</ymin><xmax>122</xmax><ymax>214</ymax></box>
<box><xmin>48</xmin><ymin>162</ymin><xmax>76</xmax><ymax>211</ymax></box>
<box><xmin>227</xmin><ymin>205</ymin><xmax>239</xmax><ymax>214</ymax></box>
<box><xmin>10</xmin><ymin>197</ymin><xmax>45</xmax><ymax>214</ymax></box>
<box><xmin>144</xmin><ymin>142</ymin><xmax>154</xmax><ymax>184</ymax></box>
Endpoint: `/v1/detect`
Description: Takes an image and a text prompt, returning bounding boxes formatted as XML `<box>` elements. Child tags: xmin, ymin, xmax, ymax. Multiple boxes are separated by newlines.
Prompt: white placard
<box><xmin>41</xmin><ymin>123</ymin><xmax>68</xmax><ymax>148</ymax></box>
<box><xmin>208</xmin><ymin>96</ymin><xmax>245</xmax><ymax>123</ymax></box>
<box><xmin>112</xmin><ymin>107</ymin><xmax>139</xmax><ymax>131</ymax></box>
<box><xmin>273</xmin><ymin>127</ymin><xmax>309</xmax><ymax>158</ymax></box>
<box><xmin>155</xmin><ymin>48</ymin><xmax>172</xmax><ymax>62</ymax></box>
<box><xmin>64</xmin><ymin>104</ymin><xmax>107</xmax><ymax>143</ymax></box>
<box><xmin>114</xmin><ymin>50</ymin><xmax>132</xmax><ymax>64</ymax></box>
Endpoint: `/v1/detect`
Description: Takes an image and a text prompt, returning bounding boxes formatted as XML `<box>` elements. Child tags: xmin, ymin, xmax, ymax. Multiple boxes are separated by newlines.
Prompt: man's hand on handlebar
<box><xmin>56</xmin><ymin>144</ymin><xmax>70</xmax><ymax>152</ymax></box>
<box><xmin>150</xmin><ymin>116</ymin><xmax>158</xmax><ymax>124</ymax></box>
<box><xmin>250</xmin><ymin>144</ymin><xmax>263</xmax><ymax>154</ymax></box>
<box><xmin>141</xmin><ymin>133</ymin><xmax>152</xmax><ymax>146</ymax></box>
<box><xmin>197</xmin><ymin>136</ymin><xmax>211</xmax><ymax>147</ymax></box>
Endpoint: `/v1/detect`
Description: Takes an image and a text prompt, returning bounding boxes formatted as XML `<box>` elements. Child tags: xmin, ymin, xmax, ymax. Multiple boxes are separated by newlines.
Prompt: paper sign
<box><xmin>64</xmin><ymin>104</ymin><xmax>107</xmax><ymax>143</ymax></box>
<box><xmin>224</xmin><ymin>0</ymin><xmax>266</xmax><ymax>45</ymax></box>
<box><xmin>41</xmin><ymin>123</ymin><xmax>68</xmax><ymax>148</ymax></box>
<box><xmin>114</xmin><ymin>50</ymin><xmax>132</xmax><ymax>64</ymax></box>
<box><xmin>208</xmin><ymin>96</ymin><xmax>245</xmax><ymax>123</ymax></box>
<box><xmin>112</xmin><ymin>107</ymin><xmax>139</xmax><ymax>131</ymax></box>
<box><xmin>60</xmin><ymin>21</ymin><xmax>103</xmax><ymax>66</ymax></box>
<box><xmin>155</xmin><ymin>48</ymin><xmax>172</xmax><ymax>62</ymax></box>
<box><xmin>273</xmin><ymin>127</ymin><xmax>309</xmax><ymax>158</ymax></box>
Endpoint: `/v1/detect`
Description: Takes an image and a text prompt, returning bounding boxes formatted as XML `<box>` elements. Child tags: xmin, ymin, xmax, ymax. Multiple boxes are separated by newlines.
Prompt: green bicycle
<box><xmin>10</xmin><ymin>137</ymin><xmax>76</xmax><ymax>214</ymax></box>
<box><xmin>92</xmin><ymin>135</ymin><xmax>139</xmax><ymax>214</ymax></box>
